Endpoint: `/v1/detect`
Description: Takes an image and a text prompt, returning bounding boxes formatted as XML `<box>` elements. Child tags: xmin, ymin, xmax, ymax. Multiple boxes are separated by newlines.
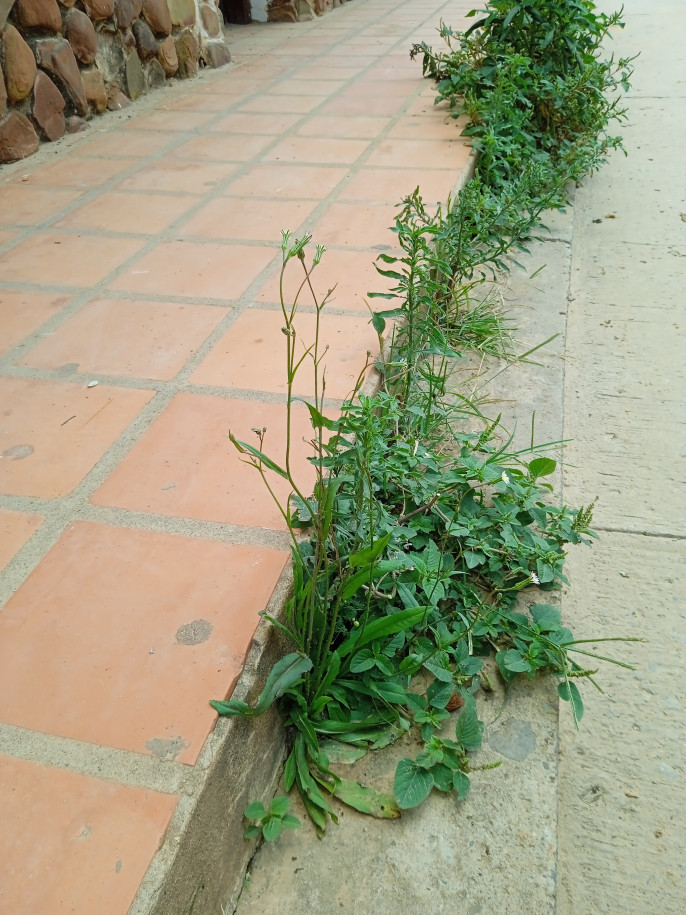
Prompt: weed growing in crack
<box><xmin>212</xmin><ymin>0</ymin><xmax>641</xmax><ymax>834</ymax></box>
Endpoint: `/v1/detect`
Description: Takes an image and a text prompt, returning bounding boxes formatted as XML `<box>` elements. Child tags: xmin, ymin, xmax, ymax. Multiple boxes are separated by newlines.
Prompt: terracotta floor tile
<box><xmin>0</xmin><ymin>376</ymin><xmax>153</xmax><ymax>498</ymax></box>
<box><xmin>21</xmin><ymin>298</ymin><xmax>225</xmax><ymax>381</ymax></box>
<box><xmin>0</xmin><ymin>290</ymin><xmax>71</xmax><ymax>357</ymax></box>
<box><xmin>0</xmin><ymin>755</ymin><xmax>177</xmax><ymax>915</ymax></box>
<box><xmin>269</xmin><ymin>79</ymin><xmax>346</xmax><ymax>97</ymax></box>
<box><xmin>0</xmin><ymin>523</ymin><xmax>288</xmax><ymax>760</ymax></box>
<box><xmin>323</xmin><ymin>52</ymin><xmax>384</xmax><ymax>64</ymax></box>
<box><xmin>178</xmin><ymin>198</ymin><xmax>317</xmax><ymax>243</ymax></box>
<box><xmin>317</xmin><ymin>89</ymin><xmax>405</xmax><ymax>117</ymax></box>
<box><xmin>0</xmin><ymin>509</ymin><xmax>43</xmax><ymax>572</ymax></box>
<box><xmin>121</xmin><ymin>109</ymin><xmax>215</xmax><ymax>132</ymax></box>
<box><xmin>256</xmin><ymin>247</ymin><xmax>393</xmax><ymax>313</ymax></box>
<box><xmin>365</xmin><ymin>137</ymin><xmax>473</xmax><ymax>170</ymax></box>
<box><xmin>169</xmin><ymin>133</ymin><xmax>274</xmax><ymax>162</ymax></box>
<box><xmin>338</xmin><ymin>167</ymin><xmax>458</xmax><ymax>206</ymax></box>
<box><xmin>112</xmin><ymin>241</ymin><xmax>276</xmax><ymax>300</ymax></box>
<box><xmin>191</xmin><ymin>309</ymin><xmax>377</xmax><ymax>399</ymax></box>
<box><xmin>296</xmin><ymin>115</ymin><xmax>391</xmax><ymax>139</ymax></box>
<box><xmin>222</xmin><ymin>164</ymin><xmax>347</xmax><ymax>200</ymax></box>
<box><xmin>351</xmin><ymin>77</ymin><xmax>424</xmax><ymax>98</ymax></box>
<box><xmin>75</xmin><ymin>131</ymin><xmax>174</xmax><ymax>158</ymax></box>
<box><xmin>166</xmin><ymin>92</ymin><xmax>241</xmax><ymax>111</ymax></box>
<box><xmin>91</xmin><ymin>393</ymin><xmax>316</xmax><ymax>529</ymax></box>
<box><xmin>0</xmin><ymin>229</ymin><xmax>18</xmax><ymax>246</ymax></box>
<box><xmin>310</xmin><ymin>201</ymin><xmax>397</xmax><ymax>250</ymax></box>
<box><xmin>262</xmin><ymin>136</ymin><xmax>370</xmax><ymax>166</ymax></box>
<box><xmin>209</xmin><ymin>112</ymin><xmax>302</xmax><ymax>135</ymax></box>
<box><xmin>23</xmin><ymin>155</ymin><xmax>139</xmax><ymax>187</ymax></box>
<box><xmin>238</xmin><ymin>95</ymin><xmax>322</xmax><ymax>115</ymax></box>
<box><xmin>0</xmin><ymin>232</ymin><xmax>145</xmax><ymax>287</ymax></box>
<box><xmin>55</xmin><ymin>191</ymin><xmax>197</xmax><ymax>235</ymax></box>
<box><xmin>116</xmin><ymin>160</ymin><xmax>239</xmax><ymax>195</ymax></box>
<box><xmin>387</xmin><ymin>114</ymin><xmax>468</xmax><ymax>140</ymax></box>
<box><xmin>293</xmin><ymin>66</ymin><xmax>362</xmax><ymax>81</ymax></box>
<box><xmin>0</xmin><ymin>184</ymin><xmax>85</xmax><ymax>226</ymax></box>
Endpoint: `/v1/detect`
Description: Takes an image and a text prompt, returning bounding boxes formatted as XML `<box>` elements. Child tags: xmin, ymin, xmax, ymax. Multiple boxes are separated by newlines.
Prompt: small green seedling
<box><xmin>243</xmin><ymin>796</ymin><xmax>301</xmax><ymax>843</ymax></box>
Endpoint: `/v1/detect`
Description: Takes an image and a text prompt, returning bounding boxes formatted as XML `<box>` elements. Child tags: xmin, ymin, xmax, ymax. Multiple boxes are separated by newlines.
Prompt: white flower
<box><xmin>530</xmin><ymin>572</ymin><xmax>540</xmax><ymax>585</ymax></box>
<box><xmin>501</xmin><ymin>472</ymin><xmax>510</xmax><ymax>484</ymax></box>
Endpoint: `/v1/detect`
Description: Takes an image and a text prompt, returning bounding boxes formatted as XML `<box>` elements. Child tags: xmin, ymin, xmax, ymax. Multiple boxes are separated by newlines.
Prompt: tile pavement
<box><xmin>0</xmin><ymin>0</ymin><xmax>473</xmax><ymax>910</ymax></box>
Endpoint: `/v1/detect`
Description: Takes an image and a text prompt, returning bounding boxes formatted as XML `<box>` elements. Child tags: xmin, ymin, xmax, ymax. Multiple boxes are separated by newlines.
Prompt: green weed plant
<box><xmin>212</xmin><ymin>0</ymin><xmax>638</xmax><ymax>833</ymax></box>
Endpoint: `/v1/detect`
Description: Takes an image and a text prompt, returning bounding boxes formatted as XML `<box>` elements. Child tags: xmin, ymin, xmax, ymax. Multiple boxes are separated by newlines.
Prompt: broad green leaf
<box><xmin>282</xmin><ymin>814</ymin><xmax>301</xmax><ymax>830</ymax></box>
<box><xmin>423</xmin><ymin>657</ymin><xmax>454</xmax><ymax>683</ymax></box>
<box><xmin>372</xmin><ymin>679</ymin><xmax>409</xmax><ymax>705</ymax></box>
<box><xmin>349</xmin><ymin>533</ymin><xmax>392</xmax><ymax>568</ymax></box>
<box><xmin>262</xmin><ymin>818</ymin><xmax>283</xmax><ymax>842</ymax></box>
<box><xmin>350</xmin><ymin>649</ymin><xmax>376</xmax><ymax>673</ymax></box>
<box><xmin>210</xmin><ymin>698</ymin><xmax>250</xmax><ymax>717</ymax></box>
<box><xmin>269</xmin><ymin>796</ymin><xmax>291</xmax><ymax>817</ymax></box>
<box><xmin>455</xmin><ymin>696</ymin><xmax>484</xmax><ymax>751</ymax></box>
<box><xmin>499</xmin><ymin>648</ymin><xmax>532</xmax><ymax>673</ymax></box>
<box><xmin>371</xmin><ymin>312</ymin><xmax>386</xmax><ymax>334</ymax></box>
<box><xmin>244</xmin><ymin>802</ymin><xmax>266</xmax><ymax>820</ymax></box>
<box><xmin>431</xmin><ymin>763</ymin><xmax>454</xmax><ymax>792</ymax></box>
<box><xmin>558</xmin><ymin>680</ymin><xmax>584</xmax><ymax>723</ymax></box>
<box><xmin>337</xmin><ymin>607</ymin><xmax>426</xmax><ymax>659</ymax></box>
<box><xmin>319</xmin><ymin>740</ymin><xmax>366</xmax><ymax>765</ymax></box>
<box><xmin>252</xmin><ymin>653</ymin><xmax>313</xmax><ymax>715</ymax></box>
<box><xmin>243</xmin><ymin>824</ymin><xmax>261</xmax><ymax>840</ymax></box>
<box><xmin>452</xmin><ymin>770</ymin><xmax>471</xmax><ymax>799</ymax></box>
<box><xmin>333</xmin><ymin>779</ymin><xmax>400</xmax><ymax>819</ymax></box>
<box><xmin>528</xmin><ymin>457</ymin><xmax>557</xmax><ymax>479</ymax></box>
<box><xmin>394</xmin><ymin>758</ymin><xmax>434</xmax><ymax>809</ymax></box>
<box><xmin>530</xmin><ymin>604</ymin><xmax>562</xmax><ymax>631</ymax></box>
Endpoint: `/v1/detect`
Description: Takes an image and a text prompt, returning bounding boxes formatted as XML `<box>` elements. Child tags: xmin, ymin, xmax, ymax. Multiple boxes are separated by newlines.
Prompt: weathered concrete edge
<box><xmin>129</xmin><ymin>147</ymin><xmax>480</xmax><ymax>915</ymax></box>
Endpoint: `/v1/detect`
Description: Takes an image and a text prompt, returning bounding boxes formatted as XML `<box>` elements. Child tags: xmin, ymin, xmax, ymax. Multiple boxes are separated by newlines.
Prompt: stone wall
<box><xmin>0</xmin><ymin>0</ymin><xmax>229</xmax><ymax>162</ymax></box>
<box><xmin>261</xmin><ymin>0</ymin><xmax>352</xmax><ymax>23</ymax></box>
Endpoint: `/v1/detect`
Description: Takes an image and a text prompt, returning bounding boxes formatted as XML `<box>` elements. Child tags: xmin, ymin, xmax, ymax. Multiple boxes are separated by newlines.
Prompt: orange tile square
<box><xmin>0</xmin><ymin>523</ymin><xmax>288</xmax><ymax>760</ymax></box>
<box><xmin>309</xmin><ymin>201</ymin><xmax>397</xmax><ymax>249</ymax></box>
<box><xmin>21</xmin><ymin>298</ymin><xmax>226</xmax><ymax>380</ymax></box>
<box><xmin>317</xmin><ymin>93</ymin><xmax>406</xmax><ymax>118</ymax></box>
<box><xmin>0</xmin><ymin>755</ymin><xmax>177</xmax><ymax>915</ymax></box>
<box><xmin>75</xmin><ymin>132</ymin><xmax>172</xmax><ymax>159</ymax></box>
<box><xmin>191</xmin><ymin>309</ymin><xmax>377</xmax><ymax>398</ymax></box>
<box><xmin>338</xmin><ymin>167</ymin><xmax>458</xmax><ymax>206</ymax></box>
<box><xmin>111</xmin><ymin>241</ymin><xmax>276</xmax><ymax>300</ymax></box>
<box><xmin>116</xmin><ymin>160</ymin><xmax>239</xmax><ymax>195</ymax></box>
<box><xmin>0</xmin><ymin>232</ymin><xmax>145</xmax><ymax>287</ymax></box>
<box><xmin>296</xmin><ymin>116</ymin><xmax>391</xmax><ymax>140</ymax></box>
<box><xmin>0</xmin><ymin>509</ymin><xmax>43</xmax><ymax>572</ymax></box>
<box><xmin>255</xmin><ymin>247</ymin><xmax>393</xmax><ymax>312</ymax></box>
<box><xmin>0</xmin><ymin>184</ymin><xmax>85</xmax><ymax>226</ymax></box>
<box><xmin>121</xmin><ymin>109</ymin><xmax>215</xmax><ymax>132</ymax></box>
<box><xmin>178</xmin><ymin>198</ymin><xmax>317</xmax><ymax>243</ymax></box>
<box><xmin>238</xmin><ymin>95</ymin><xmax>322</xmax><ymax>115</ymax></box>
<box><xmin>166</xmin><ymin>92</ymin><xmax>242</xmax><ymax>111</ymax></box>
<box><xmin>55</xmin><ymin>192</ymin><xmax>197</xmax><ymax>235</ymax></box>
<box><xmin>269</xmin><ymin>79</ymin><xmax>346</xmax><ymax>97</ymax></box>
<box><xmin>170</xmin><ymin>134</ymin><xmax>274</xmax><ymax>162</ymax></box>
<box><xmin>0</xmin><ymin>376</ymin><xmax>154</xmax><ymax>498</ymax></box>
<box><xmin>294</xmin><ymin>66</ymin><xmax>362</xmax><ymax>81</ymax></box>
<box><xmin>387</xmin><ymin>114</ymin><xmax>469</xmax><ymax>140</ymax></box>
<box><xmin>91</xmin><ymin>393</ymin><xmax>316</xmax><ymax>529</ymax></box>
<box><xmin>209</xmin><ymin>112</ymin><xmax>302</xmax><ymax>135</ymax></box>
<box><xmin>262</xmin><ymin>136</ymin><xmax>370</xmax><ymax>166</ymax></box>
<box><xmin>22</xmin><ymin>155</ymin><xmax>139</xmax><ymax>187</ymax></box>
<box><xmin>222</xmin><ymin>164</ymin><xmax>347</xmax><ymax>200</ymax></box>
<box><xmin>0</xmin><ymin>290</ymin><xmax>71</xmax><ymax>357</ymax></box>
<box><xmin>365</xmin><ymin>138</ymin><xmax>472</xmax><ymax>170</ymax></box>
